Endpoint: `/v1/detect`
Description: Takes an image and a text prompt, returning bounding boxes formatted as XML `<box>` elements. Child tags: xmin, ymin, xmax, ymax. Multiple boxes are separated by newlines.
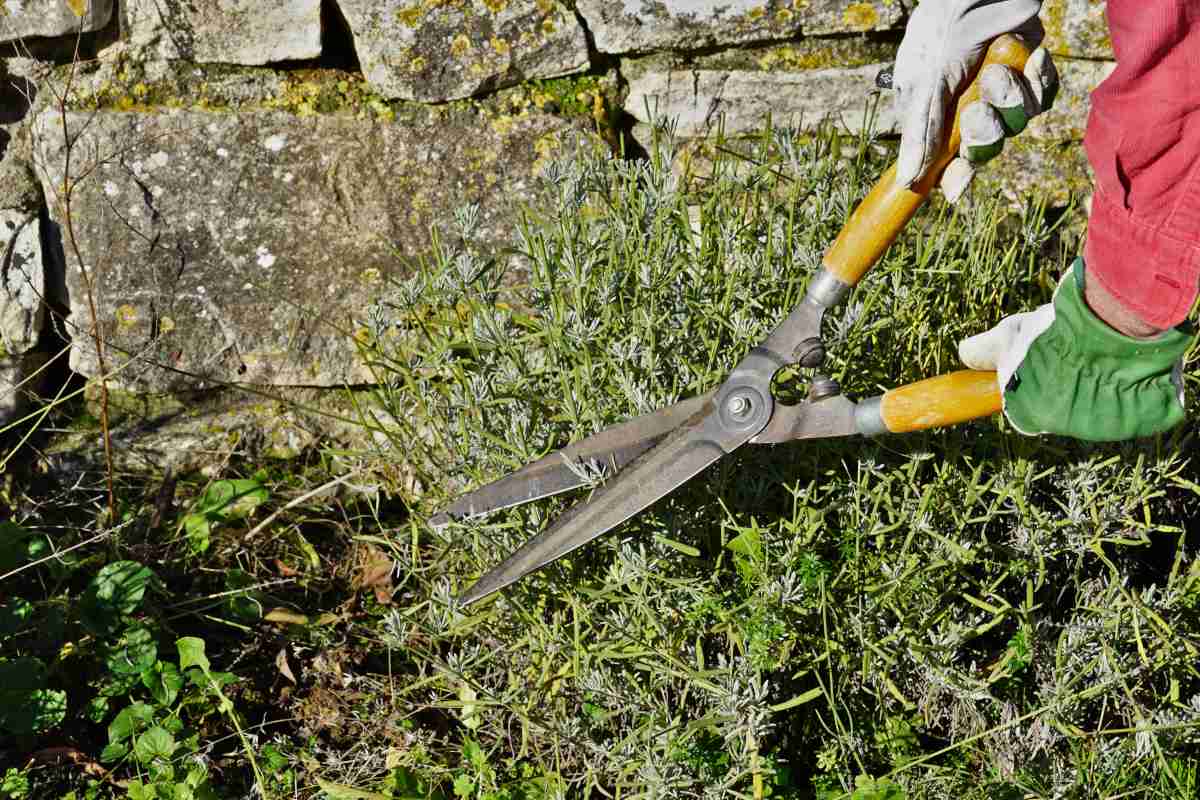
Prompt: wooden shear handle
<box><xmin>874</xmin><ymin>370</ymin><xmax>1002</xmax><ymax>434</ymax></box>
<box><xmin>822</xmin><ymin>34</ymin><xmax>1032</xmax><ymax>286</ymax></box>
<box><xmin>828</xmin><ymin>35</ymin><xmax>1030</xmax><ymax>434</ymax></box>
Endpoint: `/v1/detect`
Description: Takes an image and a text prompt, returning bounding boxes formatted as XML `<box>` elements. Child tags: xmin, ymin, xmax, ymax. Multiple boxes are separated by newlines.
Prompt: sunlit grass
<box><xmin>355</xmin><ymin>120</ymin><xmax>1200</xmax><ymax>797</ymax></box>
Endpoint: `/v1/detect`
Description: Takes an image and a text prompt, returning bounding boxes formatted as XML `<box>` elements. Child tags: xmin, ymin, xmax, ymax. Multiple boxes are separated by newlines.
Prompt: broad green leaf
<box><xmin>182</xmin><ymin>513</ymin><xmax>212</xmax><ymax>555</ymax></box>
<box><xmin>133</xmin><ymin>726</ymin><xmax>176</xmax><ymax>764</ymax></box>
<box><xmin>141</xmin><ymin>661</ymin><xmax>184</xmax><ymax>706</ymax></box>
<box><xmin>84</xmin><ymin>695</ymin><xmax>110</xmax><ymax>723</ymax></box>
<box><xmin>223</xmin><ymin>570</ymin><xmax>262</xmax><ymax>622</ymax></box>
<box><xmin>99</xmin><ymin>741</ymin><xmax>128</xmax><ymax>764</ymax></box>
<box><xmin>108</xmin><ymin>701</ymin><xmax>156</xmax><ymax>744</ymax></box>
<box><xmin>181</xmin><ymin>479</ymin><xmax>267</xmax><ymax>554</ymax></box>
<box><xmin>725</xmin><ymin>527</ymin><xmax>762</xmax><ymax>560</ymax></box>
<box><xmin>0</xmin><ymin>658</ymin><xmax>66</xmax><ymax>735</ymax></box>
<box><xmin>125</xmin><ymin>779</ymin><xmax>153</xmax><ymax>800</ymax></box>
<box><xmin>0</xmin><ymin>598</ymin><xmax>33</xmax><ymax>637</ymax></box>
<box><xmin>176</xmin><ymin>637</ymin><xmax>210</xmax><ymax>672</ymax></box>
<box><xmin>106</xmin><ymin>625</ymin><xmax>158</xmax><ymax>676</ymax></box>
<box><xmin>79</xmin><ymin>561</ymin><xmax>155</xmax><ymax>636</ymax></box>
<box><xmin>192</xmin><ymin>479</ymin><xmax>269</xmax><ymax>520</ymax></box>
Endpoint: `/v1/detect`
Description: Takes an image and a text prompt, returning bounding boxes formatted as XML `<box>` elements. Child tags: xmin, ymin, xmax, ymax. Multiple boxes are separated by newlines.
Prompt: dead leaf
<box><xmin>351</xmin><ymin>544</ymin><xmax>395</xmax><ymax>604</ymax></box>
<box><xmin>274</xmin><ymin>558</ymin><xmax>299</xmax><ymax>577</ymax></box>
<box><xmin>30</xmin><ymin>747</ymin><xmax>107</xmax><ymax>778</ymax></box>
<box><xmin>264</xmin><ymin>607</ymin><xmax>309</xmax><ymax>626</ymax></box>
<box><xmin>65</xmin><ymin>0</ymin><xmax>88</xmax><ymax>18</ymax></box>
<box><xmin>275</xmin><ymin>647</ymin><xmax>297</xmax><ymax>684</ymax></box>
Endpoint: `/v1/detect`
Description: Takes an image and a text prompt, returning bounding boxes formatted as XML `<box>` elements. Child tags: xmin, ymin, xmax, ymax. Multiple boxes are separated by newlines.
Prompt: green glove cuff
<box><xmin>1004</xmin><ymin>258</ymin><xmax>1193</xmax><ymax>441</ymax></box>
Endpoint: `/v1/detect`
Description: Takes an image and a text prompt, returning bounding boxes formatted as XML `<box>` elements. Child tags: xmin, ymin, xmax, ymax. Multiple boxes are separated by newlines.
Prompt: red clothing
<box><xmin>1082</xmin><ymin>0</ymin><xmax>1200</xmax><ymax>329</ymax></box>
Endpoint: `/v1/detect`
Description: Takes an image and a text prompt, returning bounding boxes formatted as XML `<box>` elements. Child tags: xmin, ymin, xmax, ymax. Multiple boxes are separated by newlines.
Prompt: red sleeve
<box><xmin>1082</xmin><ymin>0</ymin><xmax>1200</xmax><ymax>329</ymax></box>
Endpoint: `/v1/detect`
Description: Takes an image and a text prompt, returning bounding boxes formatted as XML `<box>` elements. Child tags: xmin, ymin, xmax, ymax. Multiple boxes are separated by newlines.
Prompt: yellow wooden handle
<box><xmin>879</xmin><ymin>370</ymin><xmax>1002</xmax><ymax>433</ymax></box>
<box><xmin>822</xmin><ymin>34</ymin><xmax>1032</xmax><ymax>286</ymax></box>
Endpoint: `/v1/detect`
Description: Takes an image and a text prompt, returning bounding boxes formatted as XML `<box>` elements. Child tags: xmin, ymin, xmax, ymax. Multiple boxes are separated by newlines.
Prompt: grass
<box><xmin>2</xmin><ymin>115</ymin><xmax>1199</xmax><ymax>799</ymax></box>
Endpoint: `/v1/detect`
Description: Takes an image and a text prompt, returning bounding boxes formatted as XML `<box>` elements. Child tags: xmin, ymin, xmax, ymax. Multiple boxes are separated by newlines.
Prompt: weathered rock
<box><xmin>1</xmin><ymin>131</ymin><xmax>44</xmax><ymax>358</ymax></box>
<box><xmin>49</xmin><ymin>385</ymin><xmax>379</xmax><ymax>475</ymax></box>
<box><xmin>0</xmin><ymin>207</ymin><xmax>43</xmax><ymax>356</ymax></box>
<box><xmin>625</xmin><ymin>64</ymin><xmax>898</xmax><ymax>138</ymax></box>
<box><xmin>0</xmin><ymin>0</ymin><xmax>113</xmax><ymax>43</ymax></box>
<box><xmin>576</xmin><ymin>0</ymin><xmax>901</xmax><ymax>55</ymax></box>
<box><xmin>339</xmin><ymin>0</ymin><xmax>589</xmax><ymax>102</ymax></box>
<box><xmin>31</xmin><ymin>102</ymin><xmax>597</xmax><ymax>392</ymax></box>
<box><xmin>627</xmin><ymin>55</ymin><xmax>1109</xmax><ymax>155</ymax></box>
<box><xmin>973</xmin><ymin>135</ymin><xmax>1094</xmax><ymax>207</ymax></box>
<box><xmin>1023</xmin><ymin>58</ymin><xmax>1114</xmax><ymax>141</ymax></box>
<box><xmin>0</xmin><ymin>350</ymin><xmax>47</xmax><ymax>423</ymax></box>
<box><xmin>1043</xmin><ymin>0</ymin><xmax>1111</xmax><ymax>60</ymax></box>
<box><xmin>120</xmin><ymin>0</ymin><xmax>322</xmax><ymax>66</ymax></box>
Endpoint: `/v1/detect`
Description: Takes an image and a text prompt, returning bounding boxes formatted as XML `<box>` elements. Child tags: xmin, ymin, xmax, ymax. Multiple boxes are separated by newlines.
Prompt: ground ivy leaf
<box><xmin>0</xmin><ymin>658</ymin><xmax>67</xmax><ymax>734</ymax></box>
<box><xmin>134</xmin><ymin>726</ymin><xmax>175</xmax><ymax>765</ymax></box>
<box><xmin>108</xmin><ymin>701</ymin><xmax>156</xmax><ymax>744</ymax></box>
<box><xmin>99</xmin><ymin>741</ymin><xmax>128</xmax><ymax>764</ymax></box>
<box><xmin>79</xmin><ymin>562</ymin><xmax>155</xmax><ymax>636</ymax></box>
<box><xmin>141</xmin><ymin>660</ymin><xmax>184</xmax><ymax>706</ymax></box>
<box><xmin>107</xmin><ymin>625</ymin><xmax>158</xmax><ymax>676</ymax></box>
<box><xmin>176</xmin><ymin>637</ymin><xmax>210</xmax><ymax>672</ymax></box>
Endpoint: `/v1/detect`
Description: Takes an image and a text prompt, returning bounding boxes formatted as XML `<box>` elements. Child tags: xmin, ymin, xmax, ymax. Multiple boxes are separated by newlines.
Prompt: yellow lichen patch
<box><xmin>490</xmin><ymin>36</ymin><xmax>511</xmax><ymax>56</ymax></box>
<box><xmin>115</xmin><ymin>305</ymin><xmax>139</xmax><ymax>330</ymax></box>
<box><xmin>747</xmin><ymin>6</ymin><xmax>766</xmax><ymax>20</ymax></box>
<box><xmin>450</xmin><ymin>33</ymin><xmax>473</xmax><ymax>58</ymax></box>
<box><xmin>842</xmin><ymin>2</ymin><xmax>878</xmax><ymax>30</ymax></box>
<box><xmin>158</xmin><ymin>316</ymin><xmax>176</xmax><ymax>334</ymax></box>
<box><xmin>410</xmin><ymin>55</ymin><xmax>427</xmax><ymax>73</ymax></box>
<box><xmin>776</xmin><ymin>8</ymin><xmax>793</xmax><ymax>22</ymax></box>
<box><xmin>534</xmin><ymin>0</ymin><xmax>553</xmax><ymax>12</ymax></box>
<box><xmin>482</xmin><ymin>0</ymin><xmax>508</xmax><ymax>12</ymax></box>
<box><xmin>540</xmin><ymin>18</ymin><xmax>556</xmax><ymax>35</ymax></box>
<box><xmin>396</xmin><ymin>4</ymin><xmax>422</xmax><ymax>26</ymax></box>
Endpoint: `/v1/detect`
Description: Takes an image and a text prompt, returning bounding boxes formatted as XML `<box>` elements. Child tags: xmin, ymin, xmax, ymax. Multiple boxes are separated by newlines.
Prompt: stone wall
<box><xmin>0</xmin><ymin>0</ymin><xmax>1113</xmax><ymax>424</ymax></box>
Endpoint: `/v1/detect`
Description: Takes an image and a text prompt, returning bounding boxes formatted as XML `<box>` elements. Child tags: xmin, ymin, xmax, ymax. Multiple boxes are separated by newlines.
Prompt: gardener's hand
<box><xmin>958</xmin><ymin>259</ymin><xmax>1192</xmax><ymax>441</ymax></box>
<box><xmin>893</xmin><ymin>0</ymin><xmax>1059</xmax><ymax>202</ymax></box>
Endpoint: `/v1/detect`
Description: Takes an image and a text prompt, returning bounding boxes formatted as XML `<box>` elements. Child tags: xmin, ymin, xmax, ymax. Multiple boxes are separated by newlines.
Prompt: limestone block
<box><xmin>339</xmin><ymin>0</ymin><xmax>589</xmax><ymax>102</ymax></box>
<box><xmin>625</xmin><ymin>64</ymin><xmax>899</xmax><ymax>138</ymax></box>
<box><xmin>627</xmin><ymin>56</ymin><xmax>1110</xmax><ymax>142</ymax></box>
<box><xmin>0</xmin><ymin>0</ymin><xmax>112</xmax><ymax>43</ymax></box>
<box><xmin>0</xmin><ymin>207</ymin><xmax>43</xmax><ymax>355</ymax></box>
<box><xmin>31</xmin><ymin>104</ymin><xmax>595</xmax><ymax>392</ymax></box>
<box><xmin>121</xmin><ymin>0</ymin><xmax>322</xmax><ymax>65</ymax></box>
<box><xmin>1023</xmin><ymin>58</ymin><xmax>1114</xmax><ymax>141</ymax></box>
<box><xmin>1042</xmin><ymin>0</ymin><xmax>1111</xmax><ymax>60</ymax></box>
<box><xmin>576</xmin><ymin>0</ymin><xmax>901</xmax><ymax>55</ymax></box>
<box><xmin>0</xmin><ymin>351</ymin><xmax>46</xmax><ymax>424</ymax></box>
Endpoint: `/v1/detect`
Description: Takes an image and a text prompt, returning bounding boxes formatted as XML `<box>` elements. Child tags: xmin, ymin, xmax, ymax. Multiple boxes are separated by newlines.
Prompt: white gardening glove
<box><xmin>893</xmin><ymin>0</ymin><xmax>1059</xmax><ymax>202</ymax></box>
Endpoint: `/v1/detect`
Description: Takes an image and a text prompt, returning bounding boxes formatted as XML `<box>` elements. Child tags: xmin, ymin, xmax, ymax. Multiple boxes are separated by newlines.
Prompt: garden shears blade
<box><xmin>434</xmin><ymin>35</ymin><xmax>1032</xmax><ymax>607</ymax></box>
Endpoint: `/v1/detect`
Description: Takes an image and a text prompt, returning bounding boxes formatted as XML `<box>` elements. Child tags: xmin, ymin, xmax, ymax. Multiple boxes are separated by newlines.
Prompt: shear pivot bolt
<box><xmin>727</xmin><ymin>395</ymin><xmax>752</xmax><ymax>416</ymax></box>
<box><xmin>808</xmin><ymin>377</ymin><xmax>840</xmax><ymax>401</ymax></box>
<box><xmin>794</xmin><ymin>337</ymin><xmax>825</xmax><ymax>368</ymax></box>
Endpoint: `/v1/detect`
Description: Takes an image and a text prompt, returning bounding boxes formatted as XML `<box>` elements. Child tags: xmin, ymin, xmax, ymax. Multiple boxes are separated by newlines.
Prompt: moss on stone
<box><xmin>677</xmin><ymin>36</ymin><xmax>894</xmax><ymax>73</ymax></box>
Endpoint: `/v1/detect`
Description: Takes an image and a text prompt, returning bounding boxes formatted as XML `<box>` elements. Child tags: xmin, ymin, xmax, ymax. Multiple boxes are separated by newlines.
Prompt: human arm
<box><xmin>957</xmin><ymin>0</ymin><xmax>1199</xmax><ymax>441</ymax></box>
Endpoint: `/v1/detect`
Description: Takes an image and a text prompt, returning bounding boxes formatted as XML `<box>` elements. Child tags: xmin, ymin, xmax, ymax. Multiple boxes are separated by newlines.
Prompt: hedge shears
<box><xmin>432</xmin><ymin>36</ymin><xmax>1030</xmax><ymax>607</ymax></box>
